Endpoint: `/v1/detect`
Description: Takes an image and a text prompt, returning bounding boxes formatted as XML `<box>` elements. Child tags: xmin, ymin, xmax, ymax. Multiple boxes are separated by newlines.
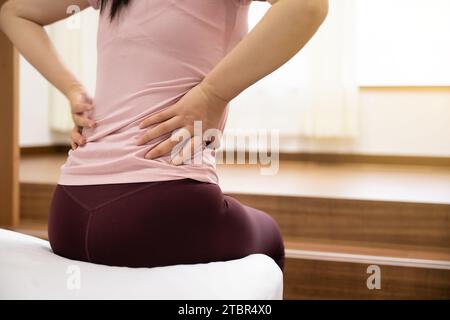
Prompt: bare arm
<box><xmin>202</xmin><ymin>0</ymin><xmax>329</xmax><ymax>101</ymax></box>
<box><xmin>0</xmin><ymin>0</ymin><xmax>96</xmax><ymax>148</ymax></box>
<box><xmin>138</xmin><ymin>0</ymin><xmax>329</xmax><ymax>162</ymax></box>
<box><xmin>0</xmin><ymin>0</ymin><xmax>90</xmax><ymax>96</ymax></box>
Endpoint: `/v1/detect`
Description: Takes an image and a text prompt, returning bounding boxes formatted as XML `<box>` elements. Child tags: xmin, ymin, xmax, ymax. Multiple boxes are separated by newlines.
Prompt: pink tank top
<box><xmin>58</xmin><ymin>0</ymin><xmax>251</xmax><ymax>185</ymax></box>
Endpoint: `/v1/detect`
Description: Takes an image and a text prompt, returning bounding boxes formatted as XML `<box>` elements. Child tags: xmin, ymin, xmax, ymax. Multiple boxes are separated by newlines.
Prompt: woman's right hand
<box><xmin>68</xmin><ymin>86</ymin><xmax>96</xmax><ymax>150</ymax></box>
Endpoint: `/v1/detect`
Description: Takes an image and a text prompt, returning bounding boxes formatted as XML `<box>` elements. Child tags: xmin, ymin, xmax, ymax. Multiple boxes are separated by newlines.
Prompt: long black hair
<box><xmin>99</xmin><ymin>0</ymin><xmax>130</xmax><ymax>21</ymax></box>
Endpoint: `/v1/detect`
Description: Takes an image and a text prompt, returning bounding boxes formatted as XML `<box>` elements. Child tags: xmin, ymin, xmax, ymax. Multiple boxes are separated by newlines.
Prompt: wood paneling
<box><xmin>21</xmin><ymin>145</ymin><xmax>71</xmax><ymax>156</ymax></box>
<box><xmin>8</xmin><ymin>221</ymin><xmax>48</xmax><ymax>240</ymax></box>
<box><xmin>20</xmin><ymin>183</ymin><xmax>56</xmax><ymax>222</ymax></box>
<box><xmin>229</xmin><ymin>193</ymin><xmax>450</xmax><ymax>249</ymax></box>
<box><xmin>283</xmin><ymin>257</ymin><xmax>450</xmax><ymax>300</ymax></box>
<box><xmin>0</xmin><ymin>4</ymin><xmax>19</xmax><ymax>227</ymax></box>
<box><xmin>19</xmin><ymin>182</ymin><xmax>450</xmax><ymax>250</ymax></box>
<box><xmin>284</xmin><ymin>238</ymin><xmax>450</xmax><ymax>262</ymax></box>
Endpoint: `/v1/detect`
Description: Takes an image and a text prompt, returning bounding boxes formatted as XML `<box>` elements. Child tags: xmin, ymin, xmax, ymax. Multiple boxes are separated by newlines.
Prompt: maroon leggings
<box><xmin>48</xmin><ymin>178</ymin><xmax>285</xmax><ymax>271</ymax></box>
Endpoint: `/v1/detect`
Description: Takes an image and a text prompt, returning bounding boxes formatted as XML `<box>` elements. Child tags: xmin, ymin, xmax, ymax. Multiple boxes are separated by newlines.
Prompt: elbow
<box><xmin>304</xmin><ymin>0</ymin><xmax>329</xmax><ymax>27</ymax></box>
<box><xmin>274</xmin><ymin>0</ymin><xmax>329</xmax><ymax>30</ymax></box>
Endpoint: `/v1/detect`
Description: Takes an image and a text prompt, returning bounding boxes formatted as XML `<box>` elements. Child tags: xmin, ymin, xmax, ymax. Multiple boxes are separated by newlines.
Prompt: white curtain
<box><xmin>227</xmin><ymin>0</ymin><xmax>359</xmax><ymax>140</ymax></box>
<box><xmin>298</xmin><ymin>0</ymin><xmax>358</xmax><ymax>138</ymax></box>
<box><xmin>48</xmin><ymin>7</ymin><xmax>98</xmax><ymax>133</ymax></box>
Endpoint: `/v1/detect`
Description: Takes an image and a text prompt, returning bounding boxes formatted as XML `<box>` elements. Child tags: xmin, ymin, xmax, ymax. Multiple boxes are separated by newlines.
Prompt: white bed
<box><xmin>0</xmin><ymin>229</ymin><xmax>283</xmax><ymax>300</ymax></box>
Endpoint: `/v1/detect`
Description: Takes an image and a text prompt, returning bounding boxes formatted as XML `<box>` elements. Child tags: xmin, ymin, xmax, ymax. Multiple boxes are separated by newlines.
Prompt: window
<box><xmin>356</xmin><ymin>0</ymin><xmax>450</xmax><ymax>86</ymax></box>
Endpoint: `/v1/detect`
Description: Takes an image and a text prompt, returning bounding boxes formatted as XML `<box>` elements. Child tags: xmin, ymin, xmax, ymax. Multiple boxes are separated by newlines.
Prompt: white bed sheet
<box><xmin>0</xmin><ymin>229</ymin><xmax>283</xmax><ymax>300</ymax></box>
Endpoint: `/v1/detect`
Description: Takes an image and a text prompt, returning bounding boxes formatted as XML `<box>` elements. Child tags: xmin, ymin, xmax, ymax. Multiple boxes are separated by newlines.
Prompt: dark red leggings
<box><xmin>48</xmin><ymin>178</ymin><xmax>285</xmax><ymax>271</ymax></box>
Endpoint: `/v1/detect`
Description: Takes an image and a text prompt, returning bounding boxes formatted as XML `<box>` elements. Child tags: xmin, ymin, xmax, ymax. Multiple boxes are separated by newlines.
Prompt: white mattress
<box><xmin>0</xmin><ymin>229</ymin><xmax>283</xmax><ymax>300</ymax></box>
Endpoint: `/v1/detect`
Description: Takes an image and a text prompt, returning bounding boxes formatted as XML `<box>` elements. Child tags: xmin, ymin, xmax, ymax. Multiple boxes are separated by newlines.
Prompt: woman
<box><xmin>0</xmin><ymin>0</ymin><xmax>327</xmax><ymax>271</ymax></box>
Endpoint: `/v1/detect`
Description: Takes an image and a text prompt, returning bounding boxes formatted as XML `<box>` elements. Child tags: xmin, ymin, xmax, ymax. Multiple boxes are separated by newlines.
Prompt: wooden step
<box><xmin>19</xmin><ymin>155</ymin><xmax>450</xmax><ymax>250</ymax></box>
<box><xmin>20</xmin><ymin>182</ymin><xmax>55</xmax><ymax>222</ymax></box>
<box><xmin>283</xmin><ymin>238</ymin><xmax>450</xmax><ymax>299</ymax></box>
<box><xmin>20</xmin><ymin>181</ymin><xmax>450</xmax><ymax>250</ymax></box>
<box><xmin>21</xmin><ymin>155</ymin><xmax>450</xmax><ymax>205</ymax></box>
<box><xmin>7</xmin><ymin>221</ymin><xmax>48</xmax><ymax>240</ymax></box>
<box><xmin>17</xmin><ymin>155</ymin><xmax>450</xmax><ymax>299</ymax></box>
<box><xmin>284</xmin><ymin>256</ymin><xmax>450</xmax><ymax>299</ymax></box>
<box><xmin>229</xmin><ymin>193</ymin><xmax>450</xmax><ymax>250</ymax></box>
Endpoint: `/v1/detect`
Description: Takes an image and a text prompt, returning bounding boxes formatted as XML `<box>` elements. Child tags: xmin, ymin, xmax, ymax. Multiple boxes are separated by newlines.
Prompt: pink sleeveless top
<box><xmin>58</xmin><ymin>0</ymin><xmax>251</xmax><ymax>185</ymax></box>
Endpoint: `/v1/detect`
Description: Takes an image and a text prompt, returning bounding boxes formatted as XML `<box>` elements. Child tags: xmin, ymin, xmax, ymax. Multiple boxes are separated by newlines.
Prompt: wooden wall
<box><xmin>0</xmin><ymin>0</ymin><xmax>20</xmax><ymax>227</ymax></box>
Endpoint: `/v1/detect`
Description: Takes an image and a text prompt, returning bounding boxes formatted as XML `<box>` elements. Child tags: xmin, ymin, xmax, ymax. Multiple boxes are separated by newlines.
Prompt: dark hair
<box><xmin>100</xmin><ymin>0</ymin><xmax>261</xmax><ymax>21</ymax></box>
<box><xmin>99</xmin><ymin>0</ymin><xmax>130</xmax><ymax>21</ymax></box>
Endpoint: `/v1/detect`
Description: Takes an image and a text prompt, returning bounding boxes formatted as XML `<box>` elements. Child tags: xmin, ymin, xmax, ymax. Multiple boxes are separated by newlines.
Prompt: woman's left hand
<box><xmin>136</xmin><ymin>81</ymin><xmax>229</xmax><ymax>165</ymax></box>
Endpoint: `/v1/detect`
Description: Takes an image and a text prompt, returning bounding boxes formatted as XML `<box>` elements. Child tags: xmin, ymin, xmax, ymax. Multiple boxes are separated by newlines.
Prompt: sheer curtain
<box><xmin>48</xmin><ymin>7</ymin><xmax>98</xmax><ymax>133</ymax></box>
<box><xmin>227</xmin><ymin>0</ymin><xmax>359</xmax><ymax>141</ymax></box>
<box><xmin>298</xmin><ymin>0</ymin><xmax>358</xmax><ymax>138</ymax></box>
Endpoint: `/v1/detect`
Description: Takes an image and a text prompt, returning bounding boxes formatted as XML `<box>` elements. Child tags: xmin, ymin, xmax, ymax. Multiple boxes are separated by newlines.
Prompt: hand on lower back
<box><xmin>68</xmin><ymin>86</ymin><xmax>96</xmax><ymax>150</ymax></box>
<box><xmin>136</xmin><ymin>81</ymin><xmax>229</xmax><ymax>165</ymax></box>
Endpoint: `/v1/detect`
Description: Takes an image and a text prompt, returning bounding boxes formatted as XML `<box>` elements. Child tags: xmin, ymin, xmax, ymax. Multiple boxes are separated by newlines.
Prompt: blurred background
<box><xmin>1</xmin><ymin>0</ymin><xmax>450</xmax><ymax>299</ymax></box>
<box><xmin>20</xmin><ymin>0</ymin><xmax>450</xmax><ymax>156</ymax></box>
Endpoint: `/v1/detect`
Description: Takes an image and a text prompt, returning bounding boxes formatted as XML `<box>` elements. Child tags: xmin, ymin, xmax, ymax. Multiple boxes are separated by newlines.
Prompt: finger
<box><xmin>73</xmin><ymin>114</ymin><xmax>97</xmax><ymax>128</ymax></box>
<box><xmin>139</xmin><ymin>106</ymin><xmax>177</xmax><ymax>129</ymax></box>
<box><xmin>71</xmin><ymin>127</ymin><xmax>86</xmax><ymax>146</ymax></box>
<box><xmin>136</xmin><ymin>116</ymin><xmax>182</xmax><ymax>145</ymax></box>
<box><xmin>71</xmin><ymin>141</ymin><xmax>78</xmax><ymax>150</ymax></box>
<box><xmin>71</xmin><ymin>130</ymin><xmax>85</xmax><ymax>146</ymax></box>
<box><xmin>144</xmin><ymin>133</ymin><xmax>188</xmax><ymax>160</ymax></box>
<box><xmin>72</xmin><ymin>102</ymin><xmax>94</xmax><ymax>114</ymax></box>
<box><xmin>171</xmin><ymin>135</ymin><xmax>203</xmax><ymax>165</ymax></box>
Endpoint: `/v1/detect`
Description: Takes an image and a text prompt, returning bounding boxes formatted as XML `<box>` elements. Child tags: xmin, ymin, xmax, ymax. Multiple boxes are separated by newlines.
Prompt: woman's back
<box><xmin>59</xmin><ymin>0</ymin><xmax>251</xmax><ymax>185</ymax></box>
<box><xmin>1</xmin><ymin>0</ymin><xmax>328</xmax><ymax>275</ymax></box>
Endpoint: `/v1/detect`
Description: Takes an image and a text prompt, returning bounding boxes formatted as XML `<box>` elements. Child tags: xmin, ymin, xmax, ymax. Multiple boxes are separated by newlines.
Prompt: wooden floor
<box><xmin>13</xmin><ymin>154</ymin><xmax>450</xmax><ymax>299</ymax></box>
<box><xmin>21</xmin><ymin>154</ymin><xmax>450</xmax><ymax>204</ymax></box>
